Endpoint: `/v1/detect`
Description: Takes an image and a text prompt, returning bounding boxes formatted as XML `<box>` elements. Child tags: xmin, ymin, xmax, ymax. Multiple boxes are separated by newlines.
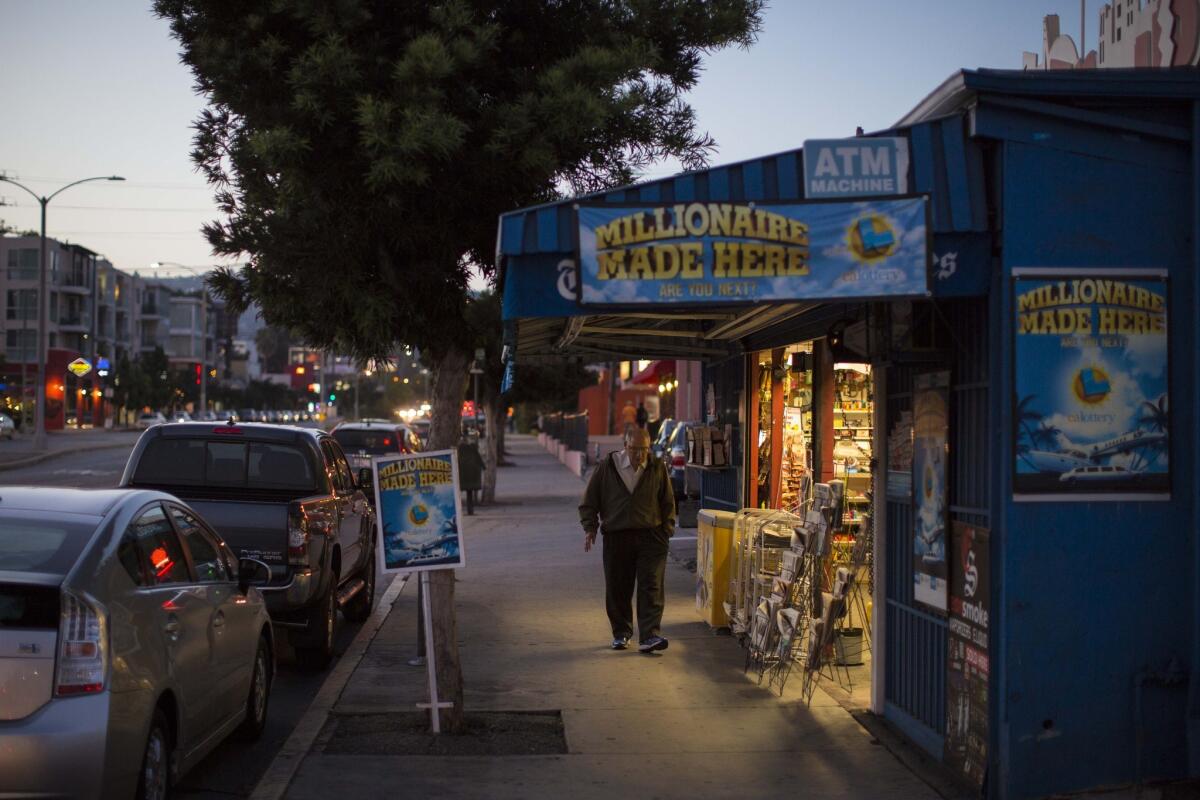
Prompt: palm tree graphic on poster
<box><xmin>1015</xmin><ymin>392</ymin><xmax>1169</xmax><ymax>476</ymax></box>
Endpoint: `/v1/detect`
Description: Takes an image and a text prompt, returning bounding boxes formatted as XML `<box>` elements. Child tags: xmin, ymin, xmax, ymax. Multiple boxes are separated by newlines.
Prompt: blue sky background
<box><xmin>1</xmin><ymin>1</ymin><xmax>1096</xmax><ymax>280</ymax></box>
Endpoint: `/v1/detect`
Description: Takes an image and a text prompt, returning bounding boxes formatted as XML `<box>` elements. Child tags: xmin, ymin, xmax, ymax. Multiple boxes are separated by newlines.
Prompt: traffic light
<box><xmin>194</xmin><ymin>363</ymin><xmax>202</xmax><ymax>385</ymax></box>
<box><xmin>328</xmin><ymin>393</ymin><xmax>336</xmax><ymax>403</ymax></box>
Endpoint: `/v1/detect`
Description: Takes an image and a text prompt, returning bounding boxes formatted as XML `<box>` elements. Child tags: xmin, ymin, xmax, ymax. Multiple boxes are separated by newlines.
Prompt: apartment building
<box><xmin>0</xmin><ymin>234</ymin><xmax>221</xmax><ymax>429</ymax></box>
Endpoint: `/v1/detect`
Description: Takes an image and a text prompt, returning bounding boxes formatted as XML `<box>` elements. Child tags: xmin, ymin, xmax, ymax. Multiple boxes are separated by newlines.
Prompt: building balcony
<box><xmin>139</xmin><ymin>304</ymin><xmax>167</xmax><ymax>319</ymax></box>
<box><xmin>57</xmin><ymin>317</ymin><xmax>90</xmax><ymax>333</ymax></box>
<box><xmin>58</xmin><ymin>282</ymin><xmax>91</xmax><ymax>296</ymax></box>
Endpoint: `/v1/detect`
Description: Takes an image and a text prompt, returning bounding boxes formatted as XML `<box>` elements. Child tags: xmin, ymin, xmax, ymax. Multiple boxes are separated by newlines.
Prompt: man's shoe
<box><xmin>611</xmin><ymin>636</ymin><xmax>630</xmax><ymax>650</ymax></box>
<box><xmin>638</xmin><ymin>635</ymin><xmax>669</xmax><ymax>653</ymax></box>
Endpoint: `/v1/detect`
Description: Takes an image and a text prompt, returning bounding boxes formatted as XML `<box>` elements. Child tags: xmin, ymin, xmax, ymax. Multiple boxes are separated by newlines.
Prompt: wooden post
<box><xmin>416</xmin><ymin>571</ymin><xmax>456</xmax><ymax>733</ymax></box>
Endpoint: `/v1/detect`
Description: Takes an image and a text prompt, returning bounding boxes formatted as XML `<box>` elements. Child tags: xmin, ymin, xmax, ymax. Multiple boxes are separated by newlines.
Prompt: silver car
<box><xmin>0</xmin><ymin>488</ymin><xmax>275</xmax><ymax>799</ymax></box>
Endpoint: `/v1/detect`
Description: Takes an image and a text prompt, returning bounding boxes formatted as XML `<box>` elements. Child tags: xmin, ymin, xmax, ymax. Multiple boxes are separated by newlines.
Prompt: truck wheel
<box><xmin>343</xmin><ymin>541</ymin><xmax>376</xmax><ymax>623</ymax></box>
<box><xmin>296</xmin><ymin>582</ymin><xmax>337</xmax><ymax>670</ymax></box>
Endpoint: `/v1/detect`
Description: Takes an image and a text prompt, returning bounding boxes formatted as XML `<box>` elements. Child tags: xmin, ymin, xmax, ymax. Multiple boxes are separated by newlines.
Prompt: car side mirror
<box><xmin>238</xmin><ymin>557</ymin><xmax>271</xmax><ymax>593</ymax></box>
<box><xmin>356</xmin><ymin>467</ymin><xmax>374</xmax><ymax>491</ymax></box>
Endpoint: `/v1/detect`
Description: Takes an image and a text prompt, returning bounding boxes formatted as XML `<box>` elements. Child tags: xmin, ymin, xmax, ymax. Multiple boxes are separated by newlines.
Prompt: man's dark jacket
<box><xmin>579</xmin><ymin>451</ymin><xmax>675</xmax><ymax>536</ymax></box>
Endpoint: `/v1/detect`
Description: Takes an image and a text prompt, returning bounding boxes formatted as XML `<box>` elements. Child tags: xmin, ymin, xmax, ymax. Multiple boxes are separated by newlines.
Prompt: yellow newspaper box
<box><xmin>696</xmin><ymin>509</ymin><xmax>736</xmax><ymax>629</ymax></box>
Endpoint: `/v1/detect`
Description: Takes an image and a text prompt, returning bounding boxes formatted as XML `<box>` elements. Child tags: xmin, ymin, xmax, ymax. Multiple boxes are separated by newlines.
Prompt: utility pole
<box><xmin>0</xmin><ymin>173</ymin><xmax>124</xmax><ymax>448</ymax></box>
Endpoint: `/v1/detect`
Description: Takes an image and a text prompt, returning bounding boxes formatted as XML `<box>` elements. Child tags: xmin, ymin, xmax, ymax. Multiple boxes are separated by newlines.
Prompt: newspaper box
<box><xmin>696</xmin><ymin>508</ymin><xmax>736</xmax><ymax>629</ymax></box>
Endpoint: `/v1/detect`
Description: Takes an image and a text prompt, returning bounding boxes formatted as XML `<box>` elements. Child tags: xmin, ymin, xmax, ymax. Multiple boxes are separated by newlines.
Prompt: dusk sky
<box><xmin>1</xmin><ymin>1</ymin><xmax>1097</xmax><ymax>281</ymax></box>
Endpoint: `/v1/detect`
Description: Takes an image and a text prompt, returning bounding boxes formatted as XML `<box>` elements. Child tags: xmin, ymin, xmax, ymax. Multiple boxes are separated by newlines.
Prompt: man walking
<box><xmin>580</xmin><ymin>428</ymin><xmax>676</xmax><ymax>653</ymax></box>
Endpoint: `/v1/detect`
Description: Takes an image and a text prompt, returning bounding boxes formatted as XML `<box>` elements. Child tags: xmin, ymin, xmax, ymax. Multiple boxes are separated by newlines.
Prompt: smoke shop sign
<box><xmin>575</xmin><ymin>197</ymin><xmax>928</xmax><ymax>305</ymax></box>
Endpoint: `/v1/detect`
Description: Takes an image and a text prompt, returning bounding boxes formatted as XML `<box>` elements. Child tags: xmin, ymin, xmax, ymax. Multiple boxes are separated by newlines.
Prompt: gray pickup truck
<box><xmin>119</xmin><ymin>422</ymin><xmax>377</xmax><ymax>668</ymax></box>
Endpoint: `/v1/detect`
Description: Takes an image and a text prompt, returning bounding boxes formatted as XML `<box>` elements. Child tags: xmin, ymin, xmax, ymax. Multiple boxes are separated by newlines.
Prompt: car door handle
<box><xmin>164</xmin><ymin>618</ymin><xmax>181</xmax><ymax>637</ymax></box>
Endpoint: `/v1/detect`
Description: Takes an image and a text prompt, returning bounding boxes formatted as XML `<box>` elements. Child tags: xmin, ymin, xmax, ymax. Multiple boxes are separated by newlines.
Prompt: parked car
<box><xmin>663</xmin><ymin>421</ymin><xmax>699</xmax><ymax>499</ymax></box>
<box><xmin>135</xmin><ymin>412</ymin><xmax>167</xmax><ymax>430</ymax></box>
<box><xmin>119</xmin><ymin>422</ymin><xmax>377</xmax><ymax>669</ymax></box>
<box><xmin>410</xmin><ymin>417</ymin><xmax>431</xmax><ymax>445</ymax></box>
<box><xmin>172</xmin><ymin>411</ymin><xmax>193</xmax><ymax>423</ymax></box>
<box><xmin>0</xmin><ymin>487</ymin><xmax>274</xmax><ymax>799</ymax></box>
<box><xmin>0</xmin><ymin>412</ymin><xmax>14</xmax><ymax>439</ymax></box>
<box><xmin>651</xmin><ymin>418</ymin><xmax>677</xmax><ymax>459</ymax></box>
<box><xmin>331</xmin><ymin>421</ymin><xmax>423</xmax><ymax>474</ymax></box>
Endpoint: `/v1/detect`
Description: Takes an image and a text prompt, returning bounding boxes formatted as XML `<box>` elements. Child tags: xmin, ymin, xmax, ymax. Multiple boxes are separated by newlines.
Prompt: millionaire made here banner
<box><xmin>1012</xmin><ymin>269</ymin><xmax>1169</xmax><ymax>499</ymax></box>
<box><xmin>373</xmin><ymin>450</ymin><xmax>466</xmax><ymax>573</ymax></box>
<box><xmin>575</xmin><ymin>197</ymin><xmax>929</xmax><ymax>305</ymax></box>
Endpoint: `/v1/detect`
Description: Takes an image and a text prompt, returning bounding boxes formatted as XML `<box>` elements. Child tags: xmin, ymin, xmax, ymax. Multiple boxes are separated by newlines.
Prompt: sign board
<box><xmin>575</xmin><ymin>197</ymin><xmax>929</xmax><ymax>306</ymax></box>
<box><xmin>945</xmin><ymin>521</ymin><xmax>990</xmax><ymax>789</ymax></box>
<box><xmin>67</xmin><ymin>358</ymin><xmax>92</xmax><ymax>377</ymax></box>
<box><xmin>96</xmin><ymin>357</ymin><xmax>111</xmax><ymax>371</ymax></box>
<box><xmin>803</xmin><ymin>137</ymin><xmax>909</xmax><ymax>199</ymax></box>
<box><xmin>1012</xmin><ymin>269</ymin><xmax>1169</xmax><ymax>500</ymax></box>
<box><xmin>912</xmin><ymin>371</ymin><xmax>949</xmax><ymax>613</ymax></box>
<box><xmin>373</xmin><ymin>450</ymin><xmax>465</xmax><ymax>573</ymax></box>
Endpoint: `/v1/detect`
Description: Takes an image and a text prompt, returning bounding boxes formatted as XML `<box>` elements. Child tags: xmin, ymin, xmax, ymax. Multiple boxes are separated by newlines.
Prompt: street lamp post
<box><xmin>150</xmin><ymin>262</ymin><xmax>213</xmax><ymax>416</ymax></box>
<box><xmin>0</xmin><ymin>174</ymin><xmax>124</xmax><ymax>448</ymax></box>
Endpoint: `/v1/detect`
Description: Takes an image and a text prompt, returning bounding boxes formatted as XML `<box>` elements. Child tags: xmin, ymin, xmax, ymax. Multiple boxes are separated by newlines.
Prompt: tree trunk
<box><xmin>426</xmin><ymin>344</ymin><xmax>469</xmax><ymax>733</ymax></box>
<box><xmin>481</xmin><ymin>395</ymin><xmax>501</xmax><ymax>504</ymax></box>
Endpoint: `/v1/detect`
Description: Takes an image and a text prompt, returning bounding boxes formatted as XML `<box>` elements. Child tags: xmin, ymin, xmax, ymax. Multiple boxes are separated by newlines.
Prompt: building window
<box><xmin>6</xmin><ymin>289</ymin><xmax>37</xmax><ymax>320</ymax></box>
<box><xmin>5</xmin><ymin>248</ymin><xmax>38</xmax><ymax>280</ymax></box>
<box><xmin>1117</xmin><ymin>26</ymin><xmax>1122</xmax><ymax>41</ymax></box>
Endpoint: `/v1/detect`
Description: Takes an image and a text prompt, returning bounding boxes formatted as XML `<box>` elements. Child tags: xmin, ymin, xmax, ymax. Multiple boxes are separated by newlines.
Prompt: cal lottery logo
<box><xmin>408</xmin><ymin>503</ymin><xmax>430</xmax><ymax>525</ymax></box>
<box><xmin>1073</xmin><ymin>366</ymin><xmax>1112</xmax><ymax>405</ymax></box>
<box><xmin>847</xmin><ymin>214</ymin><xmax>897</xmax><ymax>263</ymax></box>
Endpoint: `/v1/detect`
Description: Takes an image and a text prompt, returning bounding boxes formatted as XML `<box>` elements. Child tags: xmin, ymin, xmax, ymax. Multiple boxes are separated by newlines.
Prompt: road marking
<box><xmin>672</xmin><ymin>535</ymin><xmax>698</xmax><ymax>542</ymax></box>
<box><xmin>249</xmin><ymin>570</ymin><xmax>410</xmax><ymax>800</ymax></box>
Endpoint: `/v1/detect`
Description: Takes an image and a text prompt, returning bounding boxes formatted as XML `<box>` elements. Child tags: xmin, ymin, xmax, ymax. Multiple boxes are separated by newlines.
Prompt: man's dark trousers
<box><xmin>602</xmin><ymin>528</ymin><xmax>669</xmax><ymax>640</ymax></box>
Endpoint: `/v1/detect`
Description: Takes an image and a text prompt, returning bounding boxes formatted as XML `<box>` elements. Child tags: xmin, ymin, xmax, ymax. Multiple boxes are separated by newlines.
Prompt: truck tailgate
<box><xmin>182</xmin><ymin>498</ymin><xmax>289</xmax><ymax>569</ymax></box>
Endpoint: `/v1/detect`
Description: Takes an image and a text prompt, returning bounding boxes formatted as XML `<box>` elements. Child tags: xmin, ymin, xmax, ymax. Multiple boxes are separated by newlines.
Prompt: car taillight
<box><xmin>55</xmin><ymin>591</ymin><xmax>107</xmax><ymax>697</ymax></box>
<box><xmin>287</xmin><ymin>501</ymin><xmax>310</xmax><ymax>567</ymax></box>
<box><xmin>671</xmin><ymin>454</ymin><xmax>686</xmax><ymax>468</ymax></box>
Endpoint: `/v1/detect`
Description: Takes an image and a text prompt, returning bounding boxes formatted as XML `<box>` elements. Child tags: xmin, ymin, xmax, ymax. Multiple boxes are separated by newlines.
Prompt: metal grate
<box><xmin>883</xmin><ymin>297</ymin><xmax>989</xmax><ymax>757</ymax></box>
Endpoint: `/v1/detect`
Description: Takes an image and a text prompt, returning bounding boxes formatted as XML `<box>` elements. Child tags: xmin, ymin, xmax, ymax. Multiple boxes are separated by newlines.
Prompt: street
<box><xmin>0</xmin><ymin>443</ymin><xmax>397</xmax><ymax>799</ymax></box>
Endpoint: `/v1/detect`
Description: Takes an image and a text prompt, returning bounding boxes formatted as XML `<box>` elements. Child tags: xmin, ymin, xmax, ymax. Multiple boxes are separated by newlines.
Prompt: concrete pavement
<box><xmin>273</xmin><ymin>434</ymin><xmax>940</xmax><ymax>799</ymax></box>
<box><xmin>0</xmin><ymin>427</ymin><xmax>142</xmax><ymax>470</ymax></box>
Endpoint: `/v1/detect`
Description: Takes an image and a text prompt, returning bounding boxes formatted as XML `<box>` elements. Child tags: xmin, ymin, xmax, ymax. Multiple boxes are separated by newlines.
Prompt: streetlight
<box><xmin>150</xmin><ymin>261</ymin><xmax>213</xmax><ymax>416</ymax></box>
<box><xmin>0</xmin><ymin>174</ymin><xmax>124</xmax><ymax>448</ymax></box>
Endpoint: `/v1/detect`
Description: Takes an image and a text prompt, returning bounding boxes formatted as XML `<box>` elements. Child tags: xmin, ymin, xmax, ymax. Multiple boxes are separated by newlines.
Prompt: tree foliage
<box><xmin>155</xmin><ymin>0</ymin><xmax>763</xmax><ymax>364</ymax></box>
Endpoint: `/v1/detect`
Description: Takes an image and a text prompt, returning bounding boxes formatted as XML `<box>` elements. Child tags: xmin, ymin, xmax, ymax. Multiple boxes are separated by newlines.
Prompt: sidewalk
<box><xmin>0</xmin><ymin>427</ymin><xmax>142</xmax><ymax>469</ymax></box>
<box><xmin>281</xmin><ymin>435</ymin><xmax>939</xmax><ymax>799</ymax></box>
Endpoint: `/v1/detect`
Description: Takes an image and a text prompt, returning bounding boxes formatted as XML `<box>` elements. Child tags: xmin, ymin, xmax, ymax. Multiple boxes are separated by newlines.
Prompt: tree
<box><xmin>157</xmin><ymin>0</ymin><xmax>763</xmax><ymax>733</ymax></box>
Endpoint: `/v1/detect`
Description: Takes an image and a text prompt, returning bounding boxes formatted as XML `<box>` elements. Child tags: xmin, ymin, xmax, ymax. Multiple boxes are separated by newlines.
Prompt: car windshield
<box><xmin>333</xmin><ymin>429</ymin><xmax>405</xmax><ymax>455</ymax></box>
<box><xmin>132</xmin><ymin>438</ymin><xmax>318</xmax><ymax>491</ymax></box>
<box><xmin>0</xmin><ymin>513</ymin><xmax>97</xmax><ymax>574</ymax></box>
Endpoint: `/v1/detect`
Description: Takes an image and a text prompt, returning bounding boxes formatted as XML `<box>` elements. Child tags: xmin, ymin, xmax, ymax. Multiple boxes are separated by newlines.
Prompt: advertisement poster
<box><xmin>1013</xmin><ymin>270</ymin><xmax>1169</xmax><ymax>498</ymax></box>
<box><xmin>372</xmin><ymin>450</ymin><xmax>465</xmax><ymax>573</ymax></box>
<box><xmin>945</xmin><ymin>522</ymin><xmax>990</xmax><ymax>789</ymax></box>
<box><xmin>575</xmin><ymin>197</ymin><xmax>929</xmax><ymax>305</ymax></box>
<box><xmin>912</xmin><ymin>371</ymin><xmax>949</xmax><ymax>613</ymax></box>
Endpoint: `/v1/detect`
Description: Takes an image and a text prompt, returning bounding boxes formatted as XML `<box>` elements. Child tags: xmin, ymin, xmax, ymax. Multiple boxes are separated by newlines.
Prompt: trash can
<box><xmin>696</xmin><ymin>509</ymin><xmax>736</xmax><ymax>629</ymax></box>
<box><xmin>834</xmin><ymin>627</ymin><xmax>864</xmax><ymax>666</ymax></box>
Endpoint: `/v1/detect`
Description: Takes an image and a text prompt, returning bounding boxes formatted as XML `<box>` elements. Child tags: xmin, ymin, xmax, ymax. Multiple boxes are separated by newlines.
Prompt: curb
<box><xmin>249</xmin><ymin>571</ymin><xmax>411</xmax><ymax>800</ymax></box>
<box><xmin>0</xmin><ymin>439</ymin><xmax>139</xmax><ymax>473</ymax></box>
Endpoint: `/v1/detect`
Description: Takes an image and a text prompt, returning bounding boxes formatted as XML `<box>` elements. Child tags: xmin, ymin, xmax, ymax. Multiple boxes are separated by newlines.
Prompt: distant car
<box><xmin>332</xmin><ymin>421</ymin><xmax>423</xmax><ymax>473</ymax></box>
<box><xmin>238</xmin><ymin>409</ymin><xmax>258</xmax><ymax>423</ymax></box>
<box><xmin>172</xmin><ymin>412</ymin><xmax>192</xmax><ymax>423</ymax></box>
<box><xmin>0</xmin><ymin>412</ymin><xmax>14</xmax><ymax>439</ymax></box>
<box><xmin>663</xmin><ymin>421</ymin><xmax>699</xmax><ymax>498</ymax></box>
<box><xmin>135</xmin><ymin>412</ymin><xmax>167</xmax><ymax>430</ymax></box>
<box><xmin>0</xmin><ymin>487</ymin><xmax>274</xmax><ymax>799</ymax></box>
<box><xmin>652</xmin><ymin>418</ymin><xmax>677</xmax><ymax>459</ymax></box>
<box><xmin>410</xmin><ymin>418</ymin><xmax>431</xmax><ymax>444</ymax></box>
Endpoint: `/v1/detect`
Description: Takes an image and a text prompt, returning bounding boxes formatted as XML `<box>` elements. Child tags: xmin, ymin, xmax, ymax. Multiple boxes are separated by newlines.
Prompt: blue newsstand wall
<box><xmin>996</xmin><ymin>133</ymin><xmax>1195</xmax><ymax>798</ymax></box>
